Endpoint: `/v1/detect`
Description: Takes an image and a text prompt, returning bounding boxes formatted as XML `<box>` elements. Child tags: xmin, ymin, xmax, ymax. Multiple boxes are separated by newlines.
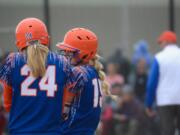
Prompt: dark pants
<box><xmin>158</xmin><ymin>105</ymin><xmax>180</xmax><ymax>135</ymax></box>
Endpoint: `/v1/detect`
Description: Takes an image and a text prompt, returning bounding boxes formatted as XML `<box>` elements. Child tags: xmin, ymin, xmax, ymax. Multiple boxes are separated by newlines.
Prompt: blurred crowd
<box><xmin>97</xmin><ymin>40</ymin><xmax>161</xmax><ymax>135</ymax></box>
<box><xmin>0</xmin><ymin>40</ymin><xmax>159</xmax><ymax>135</ymax></box>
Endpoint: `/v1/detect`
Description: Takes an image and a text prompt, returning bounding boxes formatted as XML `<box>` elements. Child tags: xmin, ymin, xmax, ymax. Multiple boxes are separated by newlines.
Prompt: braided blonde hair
<box><xmin>89</xmin><ymin>54</ymin><xmax>111</xmax><ymax>95</ymax></box>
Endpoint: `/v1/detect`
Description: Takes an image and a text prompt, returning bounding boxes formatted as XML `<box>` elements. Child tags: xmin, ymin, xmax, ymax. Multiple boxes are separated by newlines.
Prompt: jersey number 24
<box><xmin>21</xmin><ymin>65</ymin><xmax>57</xmax><ymax>97</ymax></box>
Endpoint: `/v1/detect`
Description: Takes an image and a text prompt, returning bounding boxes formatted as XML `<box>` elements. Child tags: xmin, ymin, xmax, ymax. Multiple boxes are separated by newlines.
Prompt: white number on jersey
<box><xmin>21</xmin><ymin>65</ymin><xmax>37</xmax><ymax>96</ymax></box>
<box><xmin>39</xmin><ymin>66</ymin><xmax>57</xmax><ymax>97</ymax></box>
<box><xmin>21</xmin><ymin>65</ymin><xmax>57</xmax><ymax>97</ymax></box>
<box><xmin>93</xmin><ymin>78</ymin><xmax>102</xmax><ymax>108</ymax></box>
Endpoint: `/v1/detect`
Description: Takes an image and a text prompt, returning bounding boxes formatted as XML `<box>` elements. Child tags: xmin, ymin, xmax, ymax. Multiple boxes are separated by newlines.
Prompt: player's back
<box><xmin>63</xmin><ymin>65</ymin><xmax>102</xmax><ymax>135</ymax></box>
<box><xmin>8</xmin><ymin>51</ymin><xmax>68</xmax><ymax>135</ymax></box>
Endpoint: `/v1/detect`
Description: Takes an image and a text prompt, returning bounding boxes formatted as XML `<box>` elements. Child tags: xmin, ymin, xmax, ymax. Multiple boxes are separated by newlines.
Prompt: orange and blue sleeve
<box><xmin>62</xmin><ymin>87</ymin><xmax>76</xmax><ymax>110</ymax></box>
<box><xmin>62</xmin><ymin>63</ymin><xmax>86</xmax><ymax>117</ymax></box>
<box><xmin>63</xmin><ymin>58</ymin><xmax>85</xmax><ymax>94</ymax></box>
<box><xmin>0</xmin><ymin>53</ymin><xmax>14</xmax><ymax>112</ymax></box>
<box><xmin>61</xmin><ymin>60</ymin><xmax>83</xmax><ymax>118</ymax></box>
<box><xmin>0</xmin><ymin>81</ymin><xmax>12</xmax><ymax>112</ymax></box>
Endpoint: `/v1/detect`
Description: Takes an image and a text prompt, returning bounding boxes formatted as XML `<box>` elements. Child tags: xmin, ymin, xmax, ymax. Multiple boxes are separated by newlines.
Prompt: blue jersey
<box><xmin>63</xmin><ymin>65</ymin><xmax>102</xmax><ymax>135</ymax></box>
<box><xmin>0</xmin><ymin>52</ymin><xmax>83</xmax><ymax>135</ymax></box>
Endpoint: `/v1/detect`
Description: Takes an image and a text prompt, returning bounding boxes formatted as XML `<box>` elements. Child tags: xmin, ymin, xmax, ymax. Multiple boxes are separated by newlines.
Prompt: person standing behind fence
<box><xmin>145</xmin><ymin>31</ymin><xmax>180</xmax><ymax>135</ymax></box>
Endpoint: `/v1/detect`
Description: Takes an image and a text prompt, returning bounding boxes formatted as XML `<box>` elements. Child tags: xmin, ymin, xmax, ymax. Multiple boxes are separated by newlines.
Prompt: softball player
<box><xmin>0</xmin><ymin>18</ymin><xmax>83</xmax><ymax>135</ymax></box>
<box><xmin>57</xmin><ymin>28</ymin><xmax>110</xmax><ymax>135</ymax></box>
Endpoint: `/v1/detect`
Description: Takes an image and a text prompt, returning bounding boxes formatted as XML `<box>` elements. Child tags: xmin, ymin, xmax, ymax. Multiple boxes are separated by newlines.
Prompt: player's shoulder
<box><xmin>73</xmin><ymin>65</ymin><xmax>96</xmax><ymax>81</ymax></box>
<box><xmin>47</xmin><ymin>51</ymin><xmax>59</xmax><ymax>61</ymax></box>
<box><xmin>72</xmin><ymin>66</ymin><xmax>86</xmax><ymax>81</ymax></box>
<box><xmin>7</xmin><ymin>52</ymin><xmax>21</xmax><ymax>60</ymax></box>
<box><xmin>47</xmin><ymin>51</ymin><xmax>67</xmax><ymax>64</ymax></box>
<box><xmin>155</xmin><ymin>50</ymin><xmax>164</xmax><ymax>60</ymax></box>
<box><xmin>5</xmin><ymin>52</ymin><xmax>25</xmax><ymax>66</ymax></box>
<box><xmin>72</xmin><ymin>65</ymin><xmax>90</xmax><ymax>75</ymax></box>
<box><xmin>6</xmin><ymin>52</ymin><xmax>16</xmax><ymax>62</ymax></box>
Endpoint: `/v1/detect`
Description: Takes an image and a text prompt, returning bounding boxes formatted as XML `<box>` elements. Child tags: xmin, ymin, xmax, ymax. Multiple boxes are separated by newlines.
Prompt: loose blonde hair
<box><xmin>26</xmin><ymin>42</ymin><xmax>49</xmax><ymax>78</ymax></box>
<box><xmin>89</xmin><ymin>54</ymin><xmax>111</xmax><ymax>96</ymax></box>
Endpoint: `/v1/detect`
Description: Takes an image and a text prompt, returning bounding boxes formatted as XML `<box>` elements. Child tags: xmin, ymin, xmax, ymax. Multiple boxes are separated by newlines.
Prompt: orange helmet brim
<box><xmin>56</xmin><ymin>43</ymin><xmax>79</xmax><ymax>52</ymax></box>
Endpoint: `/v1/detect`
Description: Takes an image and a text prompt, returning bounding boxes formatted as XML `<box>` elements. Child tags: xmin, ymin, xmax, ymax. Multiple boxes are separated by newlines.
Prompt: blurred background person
<box><xmin>146</xmin><ymin>31</ymin><xmax>180</xmax><ymax>135</ymax></box>
<box><xmin>101</xmin><ymin>62</ymin><xmax>124</xmax><ymax>135</ymax></box>
<box><xmin>108</xmin><ymin>49</ymin><xmax>131</xmax><ymax>83</ymax></box>
<box><xmin>105</xmin><ymin>62</ymin><xmax>124</xmax><ymax>116</ymax></box>
<box><xmin>113</xmin><ymin>85</ymin><xmax>146</xmax><ymax>135</ymax></box>
<box><xmin>129</xmin><ymin>40</ymin><xmax>152</xmax><ymax>102</ymax></box>
<box><xmin>132</xmin><ymin>40</ymin><xmax>152</xmax><ymax>68</ymax></box>
<box><xmin>130</xmin><ymin>58</ymin><xmax>148</xmax><ymax>102</ymax></box>
<box><xmin>106</xmin><ymin>62</ymin><xmax>124</xmax><ymax>95</ymax></box>
<box><xmin>101</xmin><ymin>98</ymin><xmax>115</xmax><ymax>135</ymax></box>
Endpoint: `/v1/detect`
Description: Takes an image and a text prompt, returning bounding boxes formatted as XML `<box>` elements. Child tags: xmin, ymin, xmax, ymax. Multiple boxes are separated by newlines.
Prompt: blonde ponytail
<box><xmin>89</xmin><ymin>54</ymin><xmax>111</xmax><ymax>96</ymax></box>
<box><xmin>26</xmin><ymin>42</ymin><xmax>49</xmax><ymax>78</ymax></box>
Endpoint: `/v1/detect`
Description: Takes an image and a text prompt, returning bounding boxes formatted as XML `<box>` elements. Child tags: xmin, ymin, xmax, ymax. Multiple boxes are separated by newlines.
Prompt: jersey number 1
<box><xmin>21</xmin><ymin>65</ymin><xmax>57</xmax><ymax>97</ymax></box>
<box><xmin>93</xmin><ymin>78</ymin><xmax>102</xmax><ymax>108</ymax></box>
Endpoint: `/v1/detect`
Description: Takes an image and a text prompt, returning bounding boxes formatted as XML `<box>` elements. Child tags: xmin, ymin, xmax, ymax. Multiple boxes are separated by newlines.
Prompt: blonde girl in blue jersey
<box><xmin>0</xmin><ymin>18</ymin><xmax>83</xmax><ymax>135</ymax></box>
<box><xmin>56</xmin><ymin>28</ymin><xmax>111</xmax><ymax>135</ymax></box>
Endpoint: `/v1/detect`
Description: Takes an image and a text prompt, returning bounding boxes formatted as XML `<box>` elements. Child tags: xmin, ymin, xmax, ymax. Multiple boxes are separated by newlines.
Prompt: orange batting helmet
<box><xmin>56</xmin><ymin>28</ymin><xmax>98</xmax><ymax>63</ymax></box>
<box><xmin>15</xmin><ymin>18</ymin><xmax>49</xmax><ymax>51</ymax></box>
